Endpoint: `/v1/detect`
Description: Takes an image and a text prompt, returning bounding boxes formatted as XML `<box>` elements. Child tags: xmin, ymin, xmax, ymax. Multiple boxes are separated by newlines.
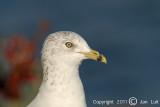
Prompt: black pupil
<box><xmin>66</xmin><ymin>42</ymin><xmax>72</xmax><ymax>47</ymax></box>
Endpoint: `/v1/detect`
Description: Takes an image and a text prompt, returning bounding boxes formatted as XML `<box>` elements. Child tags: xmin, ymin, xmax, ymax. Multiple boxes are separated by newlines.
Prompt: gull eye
<box><xmin>65</xmin><ymin>42</ymin><xmax>73</xmax><ymax>48</ymax></box>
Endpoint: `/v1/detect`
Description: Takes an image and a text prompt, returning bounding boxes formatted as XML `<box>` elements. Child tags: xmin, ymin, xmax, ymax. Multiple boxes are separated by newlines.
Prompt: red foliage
<box><xmin>1</xmin><ymin>20</ymin><xmax>51</xmax><ymax>99</ymax></box>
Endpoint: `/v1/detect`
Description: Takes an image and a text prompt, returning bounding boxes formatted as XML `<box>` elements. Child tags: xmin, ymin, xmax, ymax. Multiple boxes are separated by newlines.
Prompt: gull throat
<box><xmin>30</xmin><ymin>56</ymin><xmax>86</xmax><ymax>107</ymax></box>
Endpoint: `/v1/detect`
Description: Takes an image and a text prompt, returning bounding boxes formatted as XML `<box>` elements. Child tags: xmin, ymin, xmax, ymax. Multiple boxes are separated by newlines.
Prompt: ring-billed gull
<box><xmin>27</xmin><ymin>31</ymin><xmax>107</xmax><ymax>107</ymax></box>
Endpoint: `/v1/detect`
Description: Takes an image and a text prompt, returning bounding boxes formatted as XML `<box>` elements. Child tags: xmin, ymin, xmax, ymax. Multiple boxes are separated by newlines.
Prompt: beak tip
<box><xmin>101</xmin><ymin>55</ymin><xmax>107</xmax><ymax>64</ymax></box>
<box><xmin>104</xmin><ymin>59</ymin><xmax>107</xmax><ymax>64</ymax></box>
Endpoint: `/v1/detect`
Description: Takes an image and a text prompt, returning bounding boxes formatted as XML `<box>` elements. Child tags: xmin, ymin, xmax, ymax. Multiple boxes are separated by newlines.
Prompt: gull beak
<box><xmin>81</xmin><ymin>49</ymin><xmax>107</xmax><ymax>64</ymax></box>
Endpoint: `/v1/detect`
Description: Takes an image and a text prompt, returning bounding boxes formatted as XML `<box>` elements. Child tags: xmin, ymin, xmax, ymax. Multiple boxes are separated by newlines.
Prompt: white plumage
<box><xmin>27</xmin><ymin>31</ymin><xmax>106</xmax><ymax>107</ymax></box>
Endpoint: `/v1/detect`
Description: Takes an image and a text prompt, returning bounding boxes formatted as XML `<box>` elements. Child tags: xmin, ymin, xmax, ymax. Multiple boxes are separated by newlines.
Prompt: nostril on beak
<box><xmin>93</xmin><ymin>52</ymin><xmax>98</xmax><ymax>55</ymax></box>
<box><xmin>91</xmin><ymin>50</ymin><xmax>99</xmax><ymax>56</ymax></box>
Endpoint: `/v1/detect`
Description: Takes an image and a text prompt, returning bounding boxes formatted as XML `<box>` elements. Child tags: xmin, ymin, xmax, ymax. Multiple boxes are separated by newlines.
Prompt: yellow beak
<box><xmin>82</xmin><ymin>49</ymin><xmax>107</xmax><ymax>64</ymax></box>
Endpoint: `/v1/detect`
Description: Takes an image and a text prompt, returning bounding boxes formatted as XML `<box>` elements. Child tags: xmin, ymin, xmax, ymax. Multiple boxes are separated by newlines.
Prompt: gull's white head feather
<box><xmin>42</xmin><ymin>31</ymin><xmax>90</xmax><ymax>68</ymax></box>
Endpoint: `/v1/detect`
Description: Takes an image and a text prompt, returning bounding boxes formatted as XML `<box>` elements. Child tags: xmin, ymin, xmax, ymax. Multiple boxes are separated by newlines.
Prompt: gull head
<box><xmin>41</xmin><ymin>31</ymin><xmax>107</xmax><ymax>67</ymax></box>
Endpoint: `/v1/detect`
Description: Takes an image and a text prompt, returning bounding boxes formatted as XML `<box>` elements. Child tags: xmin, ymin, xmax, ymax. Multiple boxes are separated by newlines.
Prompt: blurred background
<box><xmin>0</xmin><ymin>0</ymin><xmax>160</xmax><ymax>107</ymax></box>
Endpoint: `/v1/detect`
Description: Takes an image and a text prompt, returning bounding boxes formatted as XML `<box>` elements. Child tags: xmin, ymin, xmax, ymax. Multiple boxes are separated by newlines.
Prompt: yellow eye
<box><xmin>65</xmin><ymin>42</ymin><xmax>73</xmax><ymax>48</ymax></box>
